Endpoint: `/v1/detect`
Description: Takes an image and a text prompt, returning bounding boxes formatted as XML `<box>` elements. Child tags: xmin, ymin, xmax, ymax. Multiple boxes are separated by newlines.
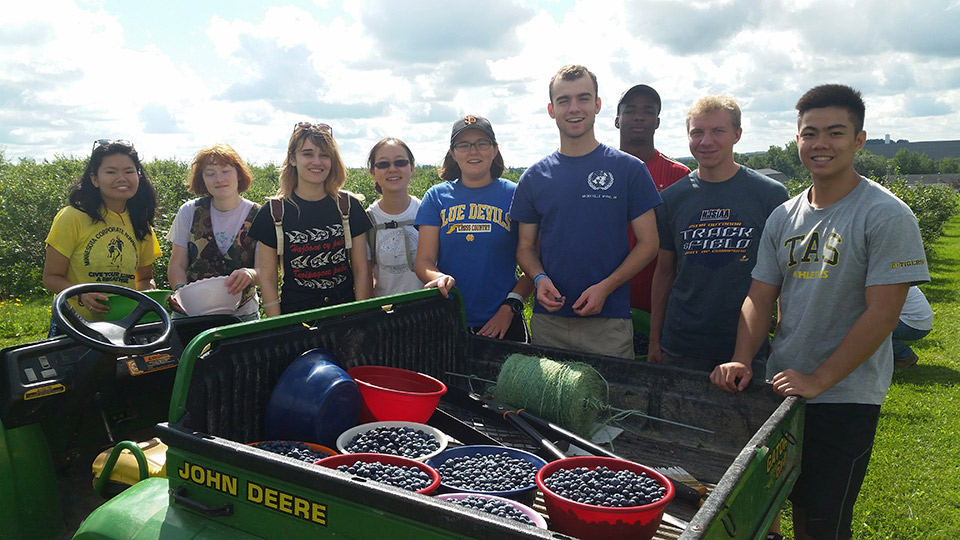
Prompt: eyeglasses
<box><xmin>373</xmin><ymin>159</ymin><xmax>411</xmax><ymax>169</ymax></box>
<box><xmin>294</xmin><ymin>122</ymin><xmax>333</xmax><ymax>135</ymax></box>
<box><xmin>91</xmin><ymin>139</ymin><xmax>133</xmax><ymax>153</ymax></box>
<box><xmin>452</xmin><ymin>140</ymin><xmax>494</xmax><ymax>152</ymax></box>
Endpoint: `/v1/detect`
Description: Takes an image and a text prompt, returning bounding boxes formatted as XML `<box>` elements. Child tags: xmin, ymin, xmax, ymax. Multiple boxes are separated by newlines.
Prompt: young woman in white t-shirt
<box><xmin>365</xmin><ymin>138</ymin><xmax>424</xmax><ymax>297</ymax></box>
<box><xmin>166</xmin><ymin>143</ymin><xmax>260</xmax><ymax>320</ymax></box>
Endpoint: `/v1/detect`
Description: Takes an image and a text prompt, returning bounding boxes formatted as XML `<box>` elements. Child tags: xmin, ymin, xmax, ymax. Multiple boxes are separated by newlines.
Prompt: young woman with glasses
<box><xmin>248</xmin><ymin>123</ymin><xmax>373</xmax><ymax>316</ymax></box>
<box><xmin>364</xmin><ymin>138</ymin><xmax>424</xmax><ymax>297</ymax></box>
<box><xmin>42</xmin><ymin>139</ymin><xmax>161</xmax><ymax>334</ymax></box>
<box><xmin>414</xmin><ymin>116</ymin><xmax>533</xmax><ymax>341</ymax></box>
<box><xmin>166</xmin><ymin>143</ymin><xmax>261</xmax><ymax>320</ymax></box>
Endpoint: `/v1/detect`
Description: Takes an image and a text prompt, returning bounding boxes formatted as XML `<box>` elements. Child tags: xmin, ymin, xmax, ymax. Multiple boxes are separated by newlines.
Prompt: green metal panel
<box><xmin>163</xmin><ymin>445</ymin><xmax>475</xmax><ymax>539</ymax></box>
<box><xmin>694</xmin><ymin>399</ymin><xmax>804</xmax><ymax>540</ymax></box>
<box><xmin>0</xmin><ymin>420</ymin><xmax>64</xmax><ymax>540</ymax></box>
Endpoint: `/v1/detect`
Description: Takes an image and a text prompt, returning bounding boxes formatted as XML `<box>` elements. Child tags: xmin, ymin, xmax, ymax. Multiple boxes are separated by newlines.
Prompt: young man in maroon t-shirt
<box><xmin>616</xmin><ymin>84</ymin><xmax>691</xmax><ymax>313</ymax></box>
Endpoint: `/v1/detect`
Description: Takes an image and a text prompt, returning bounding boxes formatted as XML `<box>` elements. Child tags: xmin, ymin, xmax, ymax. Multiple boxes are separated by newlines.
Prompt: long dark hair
<box><xmin>68</xmin><ymin>141</ymin><xmax>157</xmax><ymax>241</ymax></box>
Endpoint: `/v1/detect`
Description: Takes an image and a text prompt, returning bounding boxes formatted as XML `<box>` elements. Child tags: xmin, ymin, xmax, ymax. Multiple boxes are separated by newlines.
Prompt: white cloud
<box><xmin>2</xmin><ymin>0</ymin><xmax>960</xmax><ymax>169</ymax></box>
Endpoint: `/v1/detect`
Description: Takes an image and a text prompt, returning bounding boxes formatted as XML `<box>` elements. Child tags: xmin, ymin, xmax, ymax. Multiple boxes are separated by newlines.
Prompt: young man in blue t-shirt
<box><xmin>510</xmin><ymin>65</ymin><xmax>662</xmax><ymax>358</ymax></box>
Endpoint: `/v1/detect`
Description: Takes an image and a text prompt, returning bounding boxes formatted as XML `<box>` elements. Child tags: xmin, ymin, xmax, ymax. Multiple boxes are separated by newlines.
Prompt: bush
<box><xmin>881</xmin><ymin>178</ymin><xmax>959</xmax><ymax>249</ymax></box>
<box><xmin>0</xmin><ymin>155</ymin><xmax>82</xmax><ymax>297</ymax></box>
<box><xmin>15</xmin><ymin>151</ymin><xmax>952</xmax><ymax>298</ymax></box>
<box><xmin>0</xmin><ymin>152</ymin><xmax>450</xmax><ymax>296</ymax></box>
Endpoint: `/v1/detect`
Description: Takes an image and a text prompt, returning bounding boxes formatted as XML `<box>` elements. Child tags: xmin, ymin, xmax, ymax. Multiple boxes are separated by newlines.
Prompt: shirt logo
<box><xmin>587</xmin><ymin>170</ymin><xmax>614</xmax><ymax>191</ymax></box>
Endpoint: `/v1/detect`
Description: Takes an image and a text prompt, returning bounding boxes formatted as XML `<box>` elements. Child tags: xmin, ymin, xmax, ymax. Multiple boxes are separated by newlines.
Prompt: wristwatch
<box><xmin>501</xmin><ymin>297</ymin><xmax>524</xmax><ymax>314</ymax></box>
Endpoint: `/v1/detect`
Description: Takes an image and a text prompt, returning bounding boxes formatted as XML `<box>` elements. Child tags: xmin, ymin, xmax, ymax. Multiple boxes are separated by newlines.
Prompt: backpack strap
<box><xmin>337</xmin><ymin>192</ymin><xmax>352</xmax><ymax>250</ymax></box>
<box><xmin>269</xmin><ymin>198</ymin><xmax>285</xmax><ymax>277</ymax></box>
<box><xmin>365</xmin><ymin>210</ymin><xmax>379</xmax><ymax>266</ymax></box>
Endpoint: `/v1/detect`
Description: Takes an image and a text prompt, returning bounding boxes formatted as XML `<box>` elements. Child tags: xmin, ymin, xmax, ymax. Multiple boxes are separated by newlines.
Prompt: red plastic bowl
<box><xmin>348</xmin><ymin>365</ymin><xmax>447</xmax><ymax>423</ymax></box>
<box><xmin>315</xmin><ymin>452</ymin><xmax>441</xmax><ymax>495</ymax></box>
<box><xmin>535</xmin><ymin>456</ymin><xmax>675</xmax><ymax>540</ymax></box>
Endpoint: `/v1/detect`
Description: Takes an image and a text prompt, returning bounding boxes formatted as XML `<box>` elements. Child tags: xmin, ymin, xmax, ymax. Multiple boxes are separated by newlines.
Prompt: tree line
<box><xmin>680</xmin><ymin>142</ymin><xmax>960</xmax><ymax>185</ymax></box>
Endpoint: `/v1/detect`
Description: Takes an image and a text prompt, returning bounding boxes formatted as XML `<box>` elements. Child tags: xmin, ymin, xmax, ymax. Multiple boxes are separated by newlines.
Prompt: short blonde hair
<box><xmin>686</xmin><ymin>95</ymin><xmax>741</xmax><ymax>131</ymax></box>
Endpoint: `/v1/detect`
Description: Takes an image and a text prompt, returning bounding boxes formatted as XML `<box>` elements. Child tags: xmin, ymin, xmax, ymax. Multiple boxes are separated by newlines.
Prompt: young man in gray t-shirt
<box><xmin>710</xmin><ymin>85</ymin><xmax>929</xmax><ymax>540</ymax></box>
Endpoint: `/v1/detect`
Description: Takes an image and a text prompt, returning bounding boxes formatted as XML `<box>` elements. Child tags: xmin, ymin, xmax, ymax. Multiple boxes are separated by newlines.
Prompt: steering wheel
<box><xmin>52</xmin><ymin>283</ymin><xmax>173</xmax><ymax>355</ymax></box>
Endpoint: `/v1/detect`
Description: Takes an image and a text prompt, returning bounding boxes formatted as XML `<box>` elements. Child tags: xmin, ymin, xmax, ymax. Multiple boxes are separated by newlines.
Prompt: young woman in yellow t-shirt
<box><xmin>42</xmin><ymin>140</ymin><xmax>161</xmax><ymax>333</ymax></box>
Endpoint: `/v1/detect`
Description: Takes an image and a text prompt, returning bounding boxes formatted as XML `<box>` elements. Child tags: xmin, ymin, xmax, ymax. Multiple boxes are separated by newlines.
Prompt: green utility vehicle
<box><xmin>2</xmin><ymin>286</ymin><xmax>802</xmax><ymax>539</ymax></box>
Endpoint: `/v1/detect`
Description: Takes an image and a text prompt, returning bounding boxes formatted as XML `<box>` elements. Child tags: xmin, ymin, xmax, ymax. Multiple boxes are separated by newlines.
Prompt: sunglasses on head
<box><xmin>92</xmin><ymin>139</ymin><xmax>133</xmax><ymax>153</ymax></box>
<box><xmin>294</xmin><ymin>122</ymin><xmax>333</xmax><ymax>135</ymax></box>
<box><xmin>373</xmin><ymin>159</ymin><xmax>411</xmax><ymax>169</ymax></box>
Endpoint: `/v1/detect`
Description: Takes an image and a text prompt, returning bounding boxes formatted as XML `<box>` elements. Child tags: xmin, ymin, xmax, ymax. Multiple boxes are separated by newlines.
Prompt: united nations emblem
<box><xmin>587</xmin><ymin>170</ymin><xmax>614</xmax><ymax>191</ymax></box>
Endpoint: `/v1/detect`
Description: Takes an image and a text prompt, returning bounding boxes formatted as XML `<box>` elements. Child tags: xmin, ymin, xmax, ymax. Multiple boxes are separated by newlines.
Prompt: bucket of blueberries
<box><xmin>336</xmin><ymin>421</ymin><xmax>448</xmax><ymax>462</ymax></box>
<box><xmin>247</xmin><ymin>441</ymin><xmax>338</xmax><ymax>463</ymax></box>
<box><xmin>425</xmin><ymin>445</ymin><xmax>547</xmax><ymax>506</ymax></box>
<box><xmin>316</xmin><ymin>453</ymin><xmax>441</xmax><ymax>495</ymax></box>
<box><xmin>434</xmin><ymin>493</ymin><xmax>547</xmax><ymax>529</ymax></box>
<box><xmin>535</xmin><ymin>456</ymin><xmax>675</xmax><ymax>540</ymax></box>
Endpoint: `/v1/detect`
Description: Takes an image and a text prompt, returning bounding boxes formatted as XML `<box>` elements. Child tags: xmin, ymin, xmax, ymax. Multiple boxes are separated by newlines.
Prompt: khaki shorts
<box><xmin>530</xmin><ymin>313</ymin><xmax>634</xmax><ymax>359</ymax></box>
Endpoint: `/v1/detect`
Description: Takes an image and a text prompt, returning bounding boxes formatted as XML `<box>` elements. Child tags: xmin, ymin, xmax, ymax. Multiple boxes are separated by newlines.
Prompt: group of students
<box><xmin>40</xmin><ymin>117</ymin><xmax>532</xmax><ymax>344</ymax></box>
<box><xmin>42</xmin><ymin>64</ymin><xmax>932</xmax><ymax>540</ymax></box>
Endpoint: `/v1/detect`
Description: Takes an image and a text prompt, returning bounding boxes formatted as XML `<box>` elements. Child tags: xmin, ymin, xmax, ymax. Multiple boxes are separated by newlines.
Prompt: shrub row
<box><xmin>0</xmin><ymin>152</ymin><xmax>955</xmax><ymax>298</ymax></box>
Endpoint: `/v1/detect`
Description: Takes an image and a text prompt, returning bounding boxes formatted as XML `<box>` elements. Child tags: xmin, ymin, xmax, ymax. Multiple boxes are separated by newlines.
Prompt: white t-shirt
<box><xmin>901</xmin><ymin>286</ymin><xmax>934</xmax><ymax>331</ymax></box>
<box><xmin>367</xmin><ymin>197</ymin><xmax>424</xmax><ymax>298</ymax></box>
<box><xmin>167</xmin><ymin>197</ymin><xmax>257</xmax><ymax>254</ymax></box>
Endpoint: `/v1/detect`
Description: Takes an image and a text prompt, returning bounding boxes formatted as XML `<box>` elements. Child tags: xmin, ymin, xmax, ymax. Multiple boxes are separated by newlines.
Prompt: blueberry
<box><xmin>345</xmin><ymin>427</ymin><xmax>440</xmax><ymax>459</ymax></box>
<box><xmin>544</xmin><ymin>466</ymin><xmax>665</xmax><ymax>508</ymax></box>
<box><xmin>253</xmin><ymin>441</ymin><xmax>331</xmax><ymax>463</ymax></box>
<box><xmin>444</xmin><ymin>496</ymin><xmax>535</xmax><ymax>526</ymax></box>
<box><xmin>436</xmin><ymin>452</ymin><xmax>538</xmax><ymax>492</ymax></box>
<box><xmin>335</xmin><ymin>460</ymin><xmax>432</xmax><ymax>492</ymax></box>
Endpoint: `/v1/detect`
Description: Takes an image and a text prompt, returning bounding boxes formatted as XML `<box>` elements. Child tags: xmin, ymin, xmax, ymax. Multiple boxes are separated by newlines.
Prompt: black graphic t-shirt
<box><xmin>250</xmin><ymin>193</ymin><xmax>372</xmax><ymax>314</ymax></box>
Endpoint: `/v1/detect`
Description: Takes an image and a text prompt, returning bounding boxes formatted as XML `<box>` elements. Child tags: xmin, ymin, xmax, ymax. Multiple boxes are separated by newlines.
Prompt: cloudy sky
<box><xmin>2</xmin><ymin>0</ymin><xmax>959</xmax><ymax>169</ymax></box>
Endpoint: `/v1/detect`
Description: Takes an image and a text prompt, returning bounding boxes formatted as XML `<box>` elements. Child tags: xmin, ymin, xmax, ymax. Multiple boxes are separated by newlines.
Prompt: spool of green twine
<box><xmin>491</xmin><ymin>354</ymin><xmax>607</xmax><ymax>437</ymax></box>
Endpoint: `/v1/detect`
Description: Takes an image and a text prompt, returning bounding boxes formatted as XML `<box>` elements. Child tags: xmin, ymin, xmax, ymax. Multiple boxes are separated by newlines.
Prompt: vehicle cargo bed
<box><xmin>154</xmin><ymin>290</ymin><xmax>801</xmax><ymax>539</ymax></box>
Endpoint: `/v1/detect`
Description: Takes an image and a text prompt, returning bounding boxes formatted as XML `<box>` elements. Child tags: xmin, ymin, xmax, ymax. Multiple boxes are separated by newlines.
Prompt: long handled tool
<box><xmin>514</xmin><ymin>406</ymin><xmax>708</xmax><ymax>500</ymax></box>
<box><xmin>451</xmin><ymin>388</ymin><xmax>705</xmax><ymax>507</ymax></box>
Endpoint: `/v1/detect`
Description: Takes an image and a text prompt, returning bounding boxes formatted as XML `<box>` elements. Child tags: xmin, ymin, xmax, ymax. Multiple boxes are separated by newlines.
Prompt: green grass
<box><xmin>0</xmin><ymin>295</ymin><xmax>52</xmax><ymax>349</ymax></box>
<box><xmin>2</xmin><ymin>218</ymin><xmax>960</xmax><ymax>538</ymax></box>
<box><xmin>848</xmin><ymin>213</ymin><xmax>960</xmax><ymax>540</ymax></box>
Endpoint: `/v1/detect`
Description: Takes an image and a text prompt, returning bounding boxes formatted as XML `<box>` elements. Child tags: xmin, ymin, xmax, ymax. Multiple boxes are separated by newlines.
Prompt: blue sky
<box><xmin>2</xmin><ymin>0</ymin><xmax>959</xmax><ymax>167</ymax></box>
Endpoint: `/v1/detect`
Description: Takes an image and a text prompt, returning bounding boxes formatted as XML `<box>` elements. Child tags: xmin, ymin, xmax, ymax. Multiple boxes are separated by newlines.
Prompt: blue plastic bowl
<box><xmin>426</xmin><ymin>445</ymin><xmax>548</xmax><ymax>505</ymax></box>
<box><xmin>264</xmin><ymin>349</ymin><xmax>361</xmax><ymax>448</ymax></box>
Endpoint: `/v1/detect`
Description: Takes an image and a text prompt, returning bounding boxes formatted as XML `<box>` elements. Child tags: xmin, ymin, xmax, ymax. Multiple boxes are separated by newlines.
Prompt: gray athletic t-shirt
<box><xmin>753</xmin><ymin>178</ymin><xmax>930</xmax><ymax>404</ymax></box>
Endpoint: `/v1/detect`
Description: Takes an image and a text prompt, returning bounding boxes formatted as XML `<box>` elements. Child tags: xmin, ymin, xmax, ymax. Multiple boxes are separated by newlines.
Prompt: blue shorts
<box><xmin>790</xmin><ymin>402</ymin><xmax>881</xmax><ymax>540</ymax></box>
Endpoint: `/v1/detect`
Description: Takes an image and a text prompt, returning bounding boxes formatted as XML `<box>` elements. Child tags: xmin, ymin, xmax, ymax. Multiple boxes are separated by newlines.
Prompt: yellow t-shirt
<box><xmin>45</xmin><ymin>206</ymin><xmax>162</xmax><ymax>318</ymax></box>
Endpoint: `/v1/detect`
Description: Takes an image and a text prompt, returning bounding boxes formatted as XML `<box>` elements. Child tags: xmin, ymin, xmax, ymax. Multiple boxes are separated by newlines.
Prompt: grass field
<box><xmin>846</xmin><ymin>213</ymin><xmax>960</xmax><ymax>540</ymax></box>
<box><xmin>2</xmin><ymin>217</ymin><xmax>959</xmax><ymax>538</ymax></box>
